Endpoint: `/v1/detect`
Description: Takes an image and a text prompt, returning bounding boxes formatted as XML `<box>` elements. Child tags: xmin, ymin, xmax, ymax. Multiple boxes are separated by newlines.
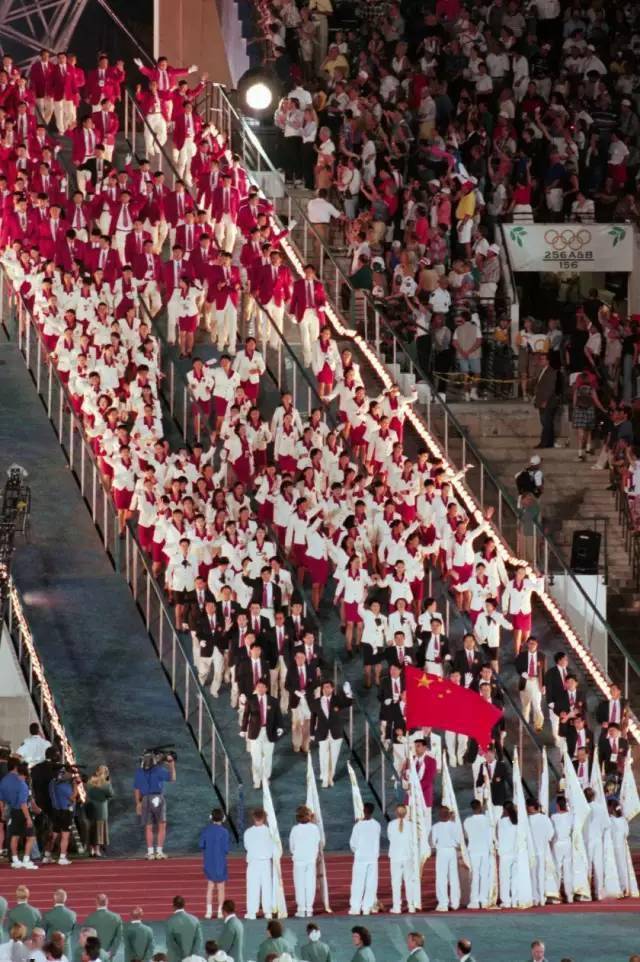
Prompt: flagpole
<box><xmin>347</xmin><ymin>760</ymin><xmax>365</xmax><ymax>820</ymax></box>
<box><xmin>262</xmin><ymin>777</ymin><xmax>288</xmax><ymax>918</ymax></box>
<box><xmin>306</xmin><ymin>752</ymin><xmax>332</xmax><ymax>913</ymax></box>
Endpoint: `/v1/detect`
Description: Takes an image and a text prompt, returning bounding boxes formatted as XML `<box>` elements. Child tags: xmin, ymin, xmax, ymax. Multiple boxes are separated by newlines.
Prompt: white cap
<box><xmin>529</xmin><ymin>455</ymin><xmax>542</xmax><ymax>466</ymax></box>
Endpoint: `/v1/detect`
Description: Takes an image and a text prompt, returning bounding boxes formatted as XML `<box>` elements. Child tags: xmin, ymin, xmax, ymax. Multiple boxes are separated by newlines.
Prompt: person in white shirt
<box><xmin>551</xmin><ymin>795</ymin><xmax>574</xmax><ymax>903</ymax></box>
<box><xmin>288</xmin><ymin>805</ymin><xmax>322</xmax><ymax>917</ymax></box>
<box><xmin>17</xmin><ymin>724</ymin><xmax>52</xmax><ymax>767</ymax></box>
<box><xmin>474</xmin><ymin>597</ymin><xmax>511</xmax><ymax>673</ymax></box>
<box><xmin>430</xmin><ymin>807</ymin><xmax>462</xmax><ymax>912</ymax></box>
<box><xmin>527</xmin><ymin>800</ymin><xmax>556</xmax><ymax>907</ymax></box>
<box><xmin>497</xmin><ymin>803</ymin><xmax>519</xmax><ymax>909</ymax></box>
<box><xmin>463</xmin><ymin>800</ymin><xmax>493</xmax><ymax>909</ymax></box>
<box><xmin>349</xmin><ymin>803</ymin><xmax>381</xmax><ymax>915</ymax></box>
<box><xmin>387</xmin><ymin>804</ymin><xmax>414</xmax><ymax>914</ymax></box>
<box><xmin>360</xmin><ymin>600</ymin><xmax>388</xmax><ymax>688</ymax></box>
<box><xmin>583</xmin><ymin>787</ymin><xmax>613</xmax><ymax>900</ymax></box>
<box><xmin>243</xmin><ymin>809</ymin><xmax>275</xmax><ymax>919</ymax></box>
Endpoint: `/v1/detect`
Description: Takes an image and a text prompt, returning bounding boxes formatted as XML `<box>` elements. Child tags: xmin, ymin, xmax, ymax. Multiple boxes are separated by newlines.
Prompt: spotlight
<box><xmin>237</xmin><ymin>66</ymin><xmax>282</xmax><ymax>120</ymax></box>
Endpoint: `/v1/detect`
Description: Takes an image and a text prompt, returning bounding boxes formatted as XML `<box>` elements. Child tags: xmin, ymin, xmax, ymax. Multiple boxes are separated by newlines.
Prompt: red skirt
<box><xmin>510</xmin><ymin>611</ymin><xmax>531</xmax><ymax>633</ymax></box>
<box><xmin>390</xmin><ymin>416</ymin><xmax>403</xmax><ymax>441</ymax></box>
<box><xmin>113</xmin><ymin>487</ymin><xmax>133</xmax><ymax>510</ymax></box>
<box><xmin>307</xmin><ymin>556</ymin><xmax>329</xmax><ymax>585</ymax></box>
<box><xmin>192</xmin><ymin>398</ymin><xmax>212</xmax><ymax>417</ymax></box>
<box><xmin>241</xmin><ymin>380</ymin><xmax>259</xmax><ymax>402</ymax></box>
<box><xmin>214</xmin><ymin>396</ymin><xmax>228</xmax><ymax>417</ymax></box>
<box><xmin>138</xmin><ymin>523</ymin><xmax>154</xmax><ymax>551</ymax></box>
<box><xmin>452</xmin><ymin>562</ymin><xmax>473</xmax><ymax>585</ymax></box>
<box><xmin>59</xmin><ymin>369</ymin><xmax>70</xmax><ymax>384</ymax></box>
<box><xmin>254</xmin><ymin>449</ymin><xmax>267</xmax><ymax>470</ymax></box>
<box><xmin>100</xmin><ymin>457</ymin><xmax>114</xmax><ymax>480</ymax></box>
<box><xmin>152</xmin><ymin>540</ymin><xmax>166</xmax><ymax>564</ymax></box>
<box><xmin>317</xmin><ymin>363</ymin><xmax>334</xmax><ymax>386</ymax></box>
<box><xmin>278</xmin><ymin>455</ymin><xmax>298</xmax><ymax>473</ymax></box>
<box><xmin>179</xmin><ymin>313</ymin><xmax>198</xmax><ymax>333</ymax></box>
<box><xmin>410</xmin><ymin>577</ymin><xmax>424</xmax><ymax>604</ymax></box>
<box><xmin>420</xmin><ymin>524</ymin><xmax>437</xmax><ymax>546</ymax></box>
<box><xmin>344</xmin><ymin>601</ymin><xmax>363</xmax><ymax>624</ymax></box>
<box><xmin>233</xmin><ymin>454</ymin><xmax>253</xmax><ymax>486</ymax></box>
<box><xmin>398</xmin><ymin>502</ymin><xmax>417</xmax><ymax>525</ymax></box>
<box><xmin>468</xmin><ymin>608</ymin><xmax>481</xmax><ymax>625</ymax></box>
<box><xmin>257</xmin><ymin>501</ymin><xmax>274</xmax><ymax>524</ymax></box>
<box><xmin>291</xmin><ymin>543</ymin><xmax>308</xmax><ymax>569</ymax></box>
<box><xmin>351</xmin><ymin>424</ymin><xmax>367</xmax><ymax>449</ymax></box>
<box><xmin>43</xmin><ymin>332</ymin><xmax>58</xmax><ymax>352</ymax></box>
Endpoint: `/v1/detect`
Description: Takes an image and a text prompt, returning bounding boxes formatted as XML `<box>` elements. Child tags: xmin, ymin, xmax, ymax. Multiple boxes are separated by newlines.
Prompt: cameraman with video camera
<box><xmin>42</xmin><ymin>763</ymin><xmax>81</xmax><ymax>865</ymax></box>
<box><xmin>133</xmin><ymin>747</ymin><xmax>176</xmax><ymax>860</ymax></box>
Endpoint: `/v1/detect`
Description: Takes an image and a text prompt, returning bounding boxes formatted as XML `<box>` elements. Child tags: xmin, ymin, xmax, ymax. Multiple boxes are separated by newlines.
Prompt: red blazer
<box><xmin>51</xmin><ymin>65</ymin><xmax>79</xmax><ymax>102</ymax></box>
<box><xmin>140</xmin><ymin>185</ymin><xmax>170</xmax><ymax>223</ymax></box>
<box><xmin>188</xmin><ymin>245</ymin><xmax>216</xmax><ymax>283</ymax></box>
<box><xmin>259</xmin><ymin>263</ymin><xmax>292</xmax><ymax>307</ymax></box>
<box><xmin>125</xmin><ymin>229</ymin><xmax>152</xmax><ymax>263</ymax></box>
<box><xmin>135</xmin><ymin>89</ymin><xmax>171</xmax><ymax>120</ymax></box>
<box><xmin>170</xmin><ymin>82</ymin><xmax>205</xmax><ymax>117</ymax></box>
<box><xmin>164</xmin><ymin>190</ymin><xmax>195</xmax><ymax>227</ymax></box>
<box><xmin>210</xmin><ymin>184</ymin><xmax>240</xmax><ymax>222</ymax></box>
<box><xmin>133</xmin><ymin>251</ymin><xmax>163</xmax><ymax>284</ymax></box>
<box><xmin>55</xmin><ymin>238</ymin><xmax>86</xmax><ymax>272</ymax></box>
<box><xmin>108</xmin><ymin>200</ymin><xmax>140</xmax><ymax>236</ymax></box>
<box><xmin>172</xmin><ymin>112</ymin><xmax>202</xmax><ymax>151</ymax></box>
<box><xmin>86</xmin><ymin>246</ymin><xmax>122</xmax><ymax>284</ymax></box>
<box><xmin>139</xmin><ymin>64</ymin><xmax>190</xmax><ymax>97</ymax></box>
<box><xmin>1</xmin><ymin>211</ymin><xmax>31</xmax><ymax>247</ymax></box>
<box><xmin>29</xmin><ymin>61</ymin><xmax>55</xmax><ymax>98</ymax></box>
<box><xmin>84</xmin><ymin>68</ymin><xmax>120</xmax><ymax>106</ymax></box>
<box><xmin>240</xmin><ymin>239</ymin><xmax>263</xmax><ymax>270</ymax></box>
<box><xmin>189</xmin><ymin>150</ymin><xmax>212</xmax><ymax>183</ymax></box>
<box><xmin>207</xmin><ymin>264</ymin><xmax>241</xmax><ymax>309</ymax></box>
<box><xmin>70</xmin><ymin>126</ymin><xmax>97</xmax><ymax>165</ymax></box>
<box><xmin>237</xmin><ymin>200</ymin><xmax>272</xmax><ymax>236</ymax></box>
<box><xmin>163</xmin><ymin>257</ymin><xmax>194</xmax><ymax>295</ymax></box>
<box><xmin>174</xmin><ymin>222</ymin><xmax>203</xmax><ymax>255</ymax></box>
<box><xmin>37</xmin><ymin>218</ymin><xmax>67</xmax><ymax>261</ymax></box>
<box><xmin>93</xmin><ymin>111</ymin><xmax>119</xmax><ymax>147</ymax></box>
<box><xmin>65</xmin><ymin>200</ymin><xmax>92</xmax><ymax>233</ymax></box>
<box><xmin>14</xmin><ymin>114</ymin><xmax>36</xmax><ymax>144</ymax></box>
<box><xmin>289</xmin><ymin>278</ymin><xmax>327</xmax><ymax>322</ymax></box>
<box><xmin>30</xmin><ymin>173</ymin><xmax>65</xmax><ymax>206</ymax></box>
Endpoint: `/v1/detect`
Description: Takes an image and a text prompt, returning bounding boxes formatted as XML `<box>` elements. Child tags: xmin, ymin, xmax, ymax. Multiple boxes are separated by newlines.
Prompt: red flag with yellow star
<box><xmin>405</xmin><ymin>666</ymin><xmax>503</xmax><ymax>749</ymax></box>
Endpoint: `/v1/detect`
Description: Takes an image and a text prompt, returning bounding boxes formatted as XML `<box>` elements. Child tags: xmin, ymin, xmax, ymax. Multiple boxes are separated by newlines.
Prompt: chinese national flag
<box><xmin>405</xmin><ymin>666</ymin><xmax>503</xmax><ymax>749</ymax></box>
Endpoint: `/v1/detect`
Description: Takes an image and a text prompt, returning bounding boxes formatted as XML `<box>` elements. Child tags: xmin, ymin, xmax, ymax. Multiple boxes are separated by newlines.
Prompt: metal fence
<box><xmin>0</xmin><ymin>272</ymin><xmax>245</xmax><ymax>839</ymax></box>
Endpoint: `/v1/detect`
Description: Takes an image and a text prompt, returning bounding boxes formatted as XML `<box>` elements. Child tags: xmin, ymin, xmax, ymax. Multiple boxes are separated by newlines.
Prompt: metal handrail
<box><xmin>0</xmin><ymin>270</ymin><xmax>245</xmax><ymax>838</ymax></box>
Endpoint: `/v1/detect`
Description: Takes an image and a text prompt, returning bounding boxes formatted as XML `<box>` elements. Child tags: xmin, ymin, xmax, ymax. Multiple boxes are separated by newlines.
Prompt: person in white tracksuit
<box><xmin>583</xmin><ymin>788</ymin><xmax>610</xmax><ymax>900</ymax></box>
<box><xmin>243</xmin><ymin>809</ymin><xmax>274</xmax><ymax>919</ymax></box>
<box><xmin>551</xmin><ymin>796</ymin><xmax>574</xmax><ymax>903</ymax></box>
<box><xmin>349</xmin><ymin>803</ymin><xmax>381</xmax><ymax>915</ymax></box>
<box><xmin>497</xmin><ymin>803</ymin><xmax>519</xmax><ymax>909</ymax></box>
<box><xmin>430</xmin><ymin>807</ymin><xmax>462</xmax><ymax>911</ymax></box>
<box><xmin>387</xmin><ymin>804</ymin><xmax>414</xmax><ymax>914</ymax></box>
<box><xmin>289</xmin><ymin>805</ymin><xmax>321</xmax><ymax>917</ymax></box>
<box><xmin>527</xmin><ymin>800</ymin><xmax>555</xmax><ymax>906</ymax></box>
<box><xmin>463</xmin><ymin>799</ymin><xmax>493</xmax><ymax>909</ymax></box>
<box><xmin>608</xmin><ymin>801</ymin><xmax>634</xmax><ymax>896</ymax></box>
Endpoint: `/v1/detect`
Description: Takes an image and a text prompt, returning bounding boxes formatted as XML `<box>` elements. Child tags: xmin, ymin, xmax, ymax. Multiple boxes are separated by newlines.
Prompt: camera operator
<box><xmin>43</xmin><ymin>765</ymin><xmax>81</xmax><ymax>865</ymax></box>
<box><xmin>0</xmin><ymin>759</ymin><xmax>39</xmax><ymax>869</ymax></box>
<box><xmin>133</xmin><ymin>750</ymin><xmax>176</xmax><ymax>860</ymax></box>
<box><xmin>30</xmin><ymin>747</ymin><xmax>60</xmax><ymax>852</ymax></box>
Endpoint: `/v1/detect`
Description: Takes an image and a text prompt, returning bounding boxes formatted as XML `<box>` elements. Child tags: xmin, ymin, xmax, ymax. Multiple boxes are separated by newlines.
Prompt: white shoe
<box><xmin>390</xmin><ymin>908</ymin><xmax>402</xmax><ymax>914</ymax></box>
<box><xmin>467</xmin><ymin>903</ymin><xmax>479</xmax><ymax>910</ymax></box>
<box><xmin>295</xmin><ymin>911</ymin><xmax>306</xmax><ymax>918</ymax></box>
<box><xmin>217</xmin><ymin>909</ymin><xmax>223</xmax><ymax>919</ymax></box>
<box><xmin>435</xmin><ymin>905</ymin><xmax>448</xmax><ymax>912</ymax></box>
<box><xmin>155</xmin><ymin>851</ymin><xmax>168</xmax><ymax>860</ymax></box>
<box><xmin>146</xmin><ymin>851</ymin><xmax>155</xmax><ymax>860</ymax></box>
<box><xmin>204</xmin><ymin>907</ymin><xmax>212</xmax><ymax>920</ymax></box>
<box><xmin>41</xmin><ymin>854</ymin><xmax>52</xmax><ymax>864</ymax></box>
<box><xmin>21</xmin><ymin>859</ymin><xmax>39</xmax><ymax>870</ymax></box>
<box><xmin>11</xmin><ymin>860</ymin><xmax>24</xmax><ymax>869</ymax></box>
<box><xmin>57</xmin><ymin>856</ymin><xmax>71</xmax><ymax>866</ymax></box>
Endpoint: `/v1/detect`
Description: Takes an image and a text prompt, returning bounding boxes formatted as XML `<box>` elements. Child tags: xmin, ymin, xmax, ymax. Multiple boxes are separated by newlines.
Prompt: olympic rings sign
<box><xmin>505</xmin><ymin>224</ymin><xmax>633</xmax><ymax>272</ymax></box>
<box><xmin>543</xmin><ymin>228</ymin><xmax>592</xmax><ymax>252</ymax></box>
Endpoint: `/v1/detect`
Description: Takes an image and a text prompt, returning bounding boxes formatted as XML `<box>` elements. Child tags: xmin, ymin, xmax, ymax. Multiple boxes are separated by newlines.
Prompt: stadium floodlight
<box><xmin>245</xmin><ymin>81</ymin><xmax>273</xmax><ymax>112</ymax></box>
<box><xmin>237</xmin><ymin>67</ymin><xmax>282</xmax><ymax>119</ymax></box>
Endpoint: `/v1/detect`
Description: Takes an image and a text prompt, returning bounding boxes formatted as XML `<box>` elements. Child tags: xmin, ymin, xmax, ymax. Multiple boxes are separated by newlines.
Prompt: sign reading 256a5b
<box><xmin>505</xmin><ymin>224</ymin><xmax>634</xmax><ymax>272</ymax></box>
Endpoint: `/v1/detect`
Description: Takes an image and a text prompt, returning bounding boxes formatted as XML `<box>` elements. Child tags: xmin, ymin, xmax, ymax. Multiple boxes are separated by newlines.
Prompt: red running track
<box><xmin>2</xmin><ymin>853</ymin><xmax>639</xmax><ymax>919</ymax></box>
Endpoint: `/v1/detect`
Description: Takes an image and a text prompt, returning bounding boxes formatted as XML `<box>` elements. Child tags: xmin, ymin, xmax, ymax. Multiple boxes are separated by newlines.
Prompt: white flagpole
<box><xmin>539</xmin><ymin>747</ymin><xmax>550</xmax><ymax>814</ymax></box>
<box><xmin>306</xmin><ymin>752</ymin><xmax>332</xmax><ymax>913</ymax></box>
<box><xmin>347</xmin><ymin>760</ymin><xmax>365</xmax><ymax>820</ymax></box>
<box><xmin>441</xmin><ymin>754</ymin><xmax>470</xmax><ymax>869</ymax></box>
<box><xmin>262</xmin><ymin>777</ymin><xmax>288</xmax><ymax>918</ymax></box>
<box><xmin>512</xmin><ymin>749</ymin><xmax>534</xmax><ymax>909</ymax></box>
<box><xmin>620</xmin><ymin>755</ymin><xmax>640</xmax><ymax>822</ymax></box>
<box><xmin>561</xmin><ymin>748</ymin><xmax>591</xmax><ymax>901</ymax></box>
<box><xmin>407</xmin><ymin>757</ymin><xmax>432</xmax><ymax>911</ymax></box>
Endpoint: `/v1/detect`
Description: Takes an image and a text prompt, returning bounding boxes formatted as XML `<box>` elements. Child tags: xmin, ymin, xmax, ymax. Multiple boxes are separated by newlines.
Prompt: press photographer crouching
<box><xmin>133</xmin><ymin>746</ymin><xmax>177</xmax><ymax>860</ymax></box>
<box><xmin>42</xmin><ymin>761</ymin><xmax>82</xmax><ymax>865</ymax></box>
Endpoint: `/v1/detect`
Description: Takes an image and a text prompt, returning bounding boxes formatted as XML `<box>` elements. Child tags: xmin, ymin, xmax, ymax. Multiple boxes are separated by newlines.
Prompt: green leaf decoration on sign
<box><xmin>509</xmin><ymin>226</ymin><xmax>527</xmax><ymax>247</ymax></box>
<box><xmin>608</xmin><ymin>226</ymin><xmax>626</xmax><ymax>247</ymax></box>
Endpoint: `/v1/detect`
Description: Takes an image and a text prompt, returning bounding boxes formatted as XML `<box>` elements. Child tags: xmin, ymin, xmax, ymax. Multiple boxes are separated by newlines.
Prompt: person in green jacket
<box><xmin>256</xmin><ymin>919</ymin><xmax>292</xmax><ymax>962</ymax></box>
<box><xmin>406</xmin><ymin>931</ymin><xmax>429</xmax><ymax>962</ymax></box>
<box><xmin>299</xmin><ymin>922</ymin><xmax>332</xmax><ymax>962</ymax></box>
<box><xmin>83</xmin><ymin>895</ymin><xmax>123</xmax><ymax>958</ymax></box>
<box><xmin>165</xmin><ymin>896</ymin><xmax>203</xmax><ymax>962</ymax></box>
<box><xmin>85</xmin><ymin>766</ymin><xmax>114</xmax><ymax>857</ymax></box>
<box><xmin>122</xmin><ymin>907</ymin><xmax>154</xmax><ymax>962</ymax></box>
<box><xmin>351</xmin><ymin>926</ymin><xmax>376</xmax><ymax>962</ymax></box>
<box><xmin>216</xmin><ymin>899</ymin><xmax>244</xmax><ymax>962</ymax></box>
<box><xmin>44</xmin><ymin>889</ymin><xmax>77</xmax><ymax>939</ymax></box>
<box><xmin>7</xmin><ymin>886</ymin><xmax>42</xmax><ymax>936</ymax></box>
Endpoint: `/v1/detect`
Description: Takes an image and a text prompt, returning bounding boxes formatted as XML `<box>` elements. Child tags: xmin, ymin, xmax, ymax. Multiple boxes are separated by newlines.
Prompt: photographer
<box><xmin>133</xmin><ymin>749</ymin><xmax>176</xmax><ymax>860</ymax></box>
<box><xmin>43</xmin><ymin>765</ymin><xmax>81</xmax><ymax>865</ymax></box>
<box><xmin>0</xmin><ymin>759</ymin><xmax>39</xmax><ymax>870</ymax></box>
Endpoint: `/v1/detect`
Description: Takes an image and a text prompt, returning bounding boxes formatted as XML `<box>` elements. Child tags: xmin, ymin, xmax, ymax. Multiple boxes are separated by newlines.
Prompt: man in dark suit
<box><xmin>562</xmin><ymin>713</ymin><xmax>594</xmax><ymax>760</ymax></box>
<box><xmin>309</xmin><ymin>679</ymin><xmax>353</xmax><ymax>788</ymax></box>
<box><xmin>236</xmin><ymin>641</ymin><xmax>269</xmax><ymax>700</ymax></box>
<box><xmin>514</xmin><ymin>635</ymin><xmax>546</xmax><ymax>731</ymax></box>
<box><xmin>378</xmin><ymin>664</ymin><xmax>405</xmax><ymax>732</ymax></box>
<box><xmin>415</xmin><ymin>618</ymin><xmax>451</xmax><ymax>672</ymax></box>
<box><xmin>534</xmin><ymin>352</ymin><xmax>560</xmax><ymax>448</ymax></box>
<box><xmin>545</xmin><ymin>652</ymin><xmax>571</xmax><ymax>745</ymax></box>
<box><xmin>451</xmin><ymin>634</ymin><xmax>484</xmax><ymax>686</ymax></box>
<box><xmin>241</xmin><ymin>679</ymin><xmax>283</xmax><ymax>788</ymax></box>
<box><xmin>475</xmin><ymin>747</ymin><xmax>510</xmax><ymax>811</ymax></box>
<box><xmin>598</xmin><ymin>722</ymin><xmax>628</xmax><ymax>777</ymax></box>
<box><xmin>573</xmin><ymin>746</ymin><xmax>592</xmax><ymax>789</ymax></box>
<box><xmin>595</xmin><ymin>684</ymin><xmax>628</xmax><ymax>733</ymax></box>
<box><xmin>297</xmin><ymin>630</ymin><xmax>323</xmax><ymax>667</ymax></box>
<box><xmin>384</xmin><ymin>630</ymin><xmax>414</xmax><ymax>670</ymax></box>
<box><xmin>193</xmin><ymin>599</ymin><xmax>226</xmax><ymax>696</ymax></box>
<box><xmin>285</xmin><ymin>649</ymin><xmax>320</xmax><ymax>753</ymax></box>
<box><xmin>285</xmin><ymin>600</ymin><xmax>313</xmax><ymax>646</ymax></box>
<box><xmin>246</xmin><ymin>601</ymin><xmax>272</xmax><ymax>642</ymax></box>
<box><xmin>266</xmin><ymin>609</ymin><xmax>295</xmax><ymax>710</ymax></box>
<box><xmin>78</xmin><ymin>144</ymin><xmax>113</xmax><ymax>193</ymax></box>
<box><xmin>251</xmin><ymin>566</ymin><xmax>283</xmax><ymax>614</ymax></box>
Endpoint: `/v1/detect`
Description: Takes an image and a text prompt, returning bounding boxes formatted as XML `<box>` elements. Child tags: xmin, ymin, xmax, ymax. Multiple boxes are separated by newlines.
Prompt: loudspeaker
<box><xmin>570</xmin><ymin>529</ymin><xmax>601</xmax><ymax>575</ymax></box>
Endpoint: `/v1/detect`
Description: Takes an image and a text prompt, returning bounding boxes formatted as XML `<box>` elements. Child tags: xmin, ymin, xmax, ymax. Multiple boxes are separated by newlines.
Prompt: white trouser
<box><xmin>426</xmin><ymin>661</ymin><xmax>443</xmax><ymax>677</ymax></box>
<box><xmin>214</xmin><ymin>213</ymin><xmax>237</xmax><ymax>254</ymax></box>
<box><xmin>53</xmin><ymin>98</ymin><xmax>76</xmax><ymax>133</ymax></box>
<box><xmin>167</xmin><ymin>292</ymin><xmax>181</xmax><ymax>343</ymax></box>
<box><xmin>520</xmin><ymin>679</ymin><xmax>543</xmax><ymax>728</ymax></box>
<box><xmin>553</xmin><ymin>841</ymin><xmax>573</xmax><ymax>901</ymax></box>
<box><xmin>587</xmin><ymin>842</ymin><xmax>604</xmax><ymax>899</ymax></box>
<box><xmin>318</xmin><ymin>735</ymin><xmax>342</xmax><ymax>787</ymax></box>
<box><xmin>246</xmin><ymin>857</ymin><xmax>272</xmax><ymax>917</ymax></box>
<box><xmin>260</xmin><ymin>299</ymin><xmax>284</xmax><ymax>349</ymax></box>
<box><xmin>147</xmin><ymin>219</ymin><xmax>169</xmax><ymax>253</ymax></box>
<box><xmin>140</xmin><ymin>280</ymin><xmax>162</xmax><ymax>317</ymax></box>
<box><xmin>36</xmin><ymin>96</ymin><xmax>54</xmax><ymax>123</ymax></box>
<box><xmin>113</xmin><ymin>229</ymin><xmax>130</xmax><ymax>259</ymax></box>
<box><xmin>249</xmin><ymin>728</ymin><xmax>274</xmax><ymax>788</ymax></box>
<box><xmin>435</xmin><ymin>848</ymin><xmax>460</xmax><ymax>910</ymax></box>
<box><xmin>269</xmin><ymin>656</ymin><xmax>289</xmax><ymax>711</ymax></box>
<box><xmin>144</xmin><ymin>113</ymin><xmax>167</xmax><ymax>157</ymax></box>
<box><xmin>76</xmin><ymin>168</ymin><xmax>91</xmax><ymax>196</ymax></box>
<box><xmin>213</xmin><ymin>300</ymin><xmax>238</xmax><ymax>353</ymax></box>
<box><xmin>298</xmin><ymin>308</ymin><xmax>320</xmax><ymax>365</ymax></box>
<box><xmin>97</xmin><ymin>208</ymin><xmax>112</xmax><ymax>237</ymax></box>
<box><xmin>291</xmin><ymin>706</ymin><xmax>311</xmax><ymax>752</ymax></box>
<box><xmin>531</xmin><ymin>853</ymin><xmax>546</xmax><ymax>906</ymax></box>
<box><xmin>209</xmin><ymin>648</ymin><xmax>225</xmax><ymax>697</ymax></box>
<box><xmin>445</xmin><ymin>731</ymin><xmax>468</xmax><ymax>767</ymax></box>
<box><xmin>468</xmin><ymin>850</ymin><xmax>491</xmax><ymax>907</ymax></box>
<box><xmin>293</xmin><ymin>859</ymin><xmax>316</xmax><ymax>914</ymax></box>
<box><xmin>173</xmin><ymin>139</ymin><xmax>197</xmax><ymax>183</ymax></box>
<box><xmin>390</xmin><ymin>857</ymin><xmax>412</xmax><ymax>911</ymax></box>
<box><xmin>103</xmin><ymin>143</ymin><xmax>114</xmax><ymax>162</ymax></box>
<box><xmin>498</xmin><ymin>853</ymin><xmax>516</xmax><ymax>907</ymax></box>
<box><xmin>350</xmin><ymin>859</ymin><xmax>378</xmax><ymax>914</ymax></box>
<box><xmin>197</xmin><ymin>654</ymin><xmax>212</xmax><ymax>686</ymax></box>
